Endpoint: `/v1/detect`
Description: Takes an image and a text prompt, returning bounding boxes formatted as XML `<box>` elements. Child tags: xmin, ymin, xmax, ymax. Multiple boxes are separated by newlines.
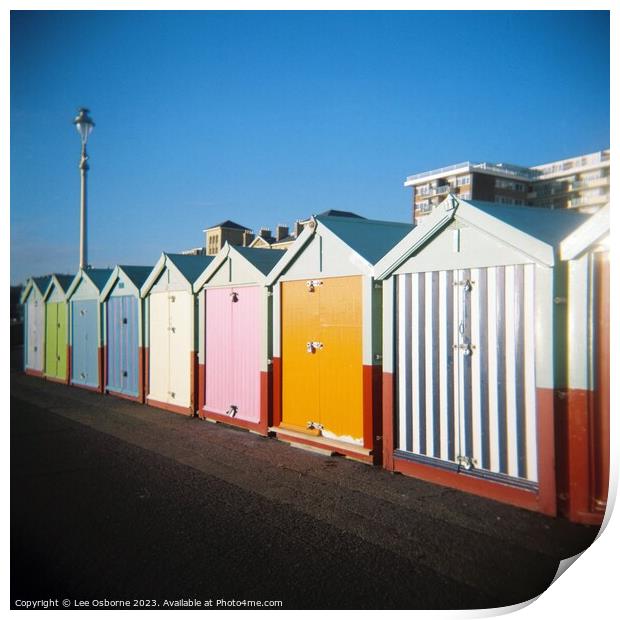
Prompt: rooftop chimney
<box><xmin>259</xmin><ymin>227</ymin><xmax>272</xmax><ymax>240</ymax></box>
<box><xmin>294</xmin><ymin>220</ymin><xmax>304</xmax><ymax>237</ymax></box>
<box><xmin>276</xmin><ymin>224</ymin><xmax>289</xmax><ymax>241</ymax></box>
<box><xmin>242</xmin><ymin>231</ymin><xmax>255</xmax><ymax>247</ymax></box>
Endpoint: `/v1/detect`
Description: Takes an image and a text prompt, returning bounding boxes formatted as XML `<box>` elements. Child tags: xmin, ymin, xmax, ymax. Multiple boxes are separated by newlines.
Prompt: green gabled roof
<box><xmin>465</xmin><ymin>200</ymin><xmax>591</xmax><ymax>247</ymax></box>
<box><xmin>317</xmin><ymin>215</ymin><xmax>415</xmax><ymax>264</ymax></box>
<box><xmin>233</xmin><ymin>246</ymin><xmax>287</xmax><ymax>275</ymax></box>
<box><xmin>54</xmin><ymin>274</ymin><xmax>75</xmax><ymax>293</ymax></box>
<box><xmin>118</xmin><ymin>265</ymin><xmax>153</xmax><ymax>289</ymax></box>
<box><xmin>84</xmin><ymin>268</ymin><xmax>114</xmax><ymax>292</ymax></box>
<box><xmin>32</xmin><ymin>275</ymin><xmax>53</xmax><ymax>294</ymax></box>
<box><xmin>167</xmin><ymin>253</ymin><xmax>214</xmax><ymax>283</ymax></box>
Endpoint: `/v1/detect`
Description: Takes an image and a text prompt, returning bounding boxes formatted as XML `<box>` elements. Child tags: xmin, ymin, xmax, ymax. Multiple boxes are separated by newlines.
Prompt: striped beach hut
<box><xmin>66</xmin><ymin>268</ymin><xmax>113</xmax><ymax>391</ymax></box>
<box><xmin>100</xmin><ymin>265</ymin><xmax>153</xmax><ymax>402</ymax></box>
<box><xmin>141</xmin><ymin>253</ymin><xmax>213</xmax><ymax>415</ymax></box>
<box><xmin>266</xmin><ymin>212</ymin><xmax>413</xmax><ymax>463</ymax></box>
<box><xmin>193</xmin><ymin>244</ymin><xmax>285</xmax><ymax>434</ymax></box>
<box><xmin>556</xmin><ymin>204</ymin><xmax>610</xmax><ymax>524</ymax></box>
<box><xmin>374</xmin><ymin>194</ymin><xmax>590</xmax><ymax>515</ymax></box>
<box><xmin>21</xmin><ymin>275</ymin><xmax>52</xmax><ymax>376</ymax></box>
<box><xmin>42</xmin><ymin>274</ymin><xmax>74</xmax><ymax>383</ymax></box>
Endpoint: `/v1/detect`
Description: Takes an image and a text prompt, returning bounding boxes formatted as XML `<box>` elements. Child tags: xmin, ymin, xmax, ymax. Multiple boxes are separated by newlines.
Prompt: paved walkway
<box><xmin>11</xmin><ymin>372</ymin><xmax>598</xmax><ymax>609</ymax></box>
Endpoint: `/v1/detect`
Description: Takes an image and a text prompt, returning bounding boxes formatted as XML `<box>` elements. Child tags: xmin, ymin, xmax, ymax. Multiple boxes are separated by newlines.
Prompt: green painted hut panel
<box><xmin>45</xmin><ymin>302</ymin><xmax>68</xmax><ymax>380</ymax></box>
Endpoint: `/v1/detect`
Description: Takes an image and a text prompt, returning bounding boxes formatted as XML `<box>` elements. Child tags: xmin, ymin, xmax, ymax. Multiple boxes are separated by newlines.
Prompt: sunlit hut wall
<box><xmin>375</xmin><ymin>194</ymin><xmax>591</xmax><ymax>516</ymax></box>
<box><xmin>20</xmin><ymin>275</ymin><xmax>52</xmax><ymax>377</ymax></box>
<box><xmin>42</xmin><ymin>274</ymin><xmax>74</xmax><ymax>384</ymax></box>
<box><xmin>100</xmin><ymin>265</ymin><xmax>153</xmax><ymax>404</ymax></box>
<box><xmin>66</xmin><ymin>268</ymin><xmax>113</xmax><ymax>392</ymax></box>
<box><xmin>557</xmin><ymin>205</ymin><xmax>610</xmax><ymax>524</ymax></box>
<box><xmin>266</xmin><ymin>212</ymin><xmax>414</xmax><ymax>464</ymax></box>
<box><xmin>140</xmin><ymin>253</ymin><xmax>213</xmax><ymax>416</ymax></box>
<box><xmin>193</xmin><ymin>244</ymin><xmax>285</xmax><ymax>435</ymax></box>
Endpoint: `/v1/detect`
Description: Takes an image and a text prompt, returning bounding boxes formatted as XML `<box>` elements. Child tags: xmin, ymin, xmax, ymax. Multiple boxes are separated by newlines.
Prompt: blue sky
<box><xmin>10</xmin><ymin>10</ymin><xmax>609</xmax><ymax>284</ymax></box>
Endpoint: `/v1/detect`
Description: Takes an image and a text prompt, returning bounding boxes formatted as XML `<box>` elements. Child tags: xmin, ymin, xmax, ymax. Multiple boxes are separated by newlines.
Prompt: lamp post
<box><xmin>73</xmin><ymin>108</ymin><xmax>95</xmax><ymax>270</ymax></box>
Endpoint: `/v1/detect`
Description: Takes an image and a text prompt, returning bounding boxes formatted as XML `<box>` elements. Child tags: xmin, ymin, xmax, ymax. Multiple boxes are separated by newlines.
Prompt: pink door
<box><xmin>204</xmin><ymin>286</ymin><xmax>261</xmax><ymax>423</ymax></box>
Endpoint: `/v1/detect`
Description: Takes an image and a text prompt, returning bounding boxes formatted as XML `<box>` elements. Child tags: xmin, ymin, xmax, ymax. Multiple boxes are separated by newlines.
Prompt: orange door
<box><xmin>281</xmin><ymin>276</ymin><xmax>363</xmax><ymax>442</ymax></box>
<box><xmin>281</xmin><ymin>280</ymin><xmax>320</xmax><ymax>431</ymax></box>
<box><xmin>319</xmin><ymin>276</ymin><xmax>363</xmax><ymax>441</ymax></box>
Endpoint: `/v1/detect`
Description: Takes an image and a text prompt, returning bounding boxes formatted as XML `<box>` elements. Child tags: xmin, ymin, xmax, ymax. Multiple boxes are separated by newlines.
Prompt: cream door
<box><xmin>168</xmin><ymin>291</ymin><xmax>193</xmax><ymax>408</ymax></box>
<box><xmin>148</xmin><ymin>292</ymin><xmax>170</xmax><ymax>404</ymax></box>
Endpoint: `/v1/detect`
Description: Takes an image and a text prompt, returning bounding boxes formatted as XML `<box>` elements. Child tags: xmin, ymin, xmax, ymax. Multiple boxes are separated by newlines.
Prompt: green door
<box><xmin>45</xmin><ymin>303</ymin><xmax>58</xmax><ymax>377</ymax></box>
<box><xmin>45</xmin><ymin>302</ymin><xmax>68</xmax><ymax>380</ymax></box>
<box><xmin>57</xmin><ymin>302</ymin><xmax>67</xmax><ymax>380</ymax></box>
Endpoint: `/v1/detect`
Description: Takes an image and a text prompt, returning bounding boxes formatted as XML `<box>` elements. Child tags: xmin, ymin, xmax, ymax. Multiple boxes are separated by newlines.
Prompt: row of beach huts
<box><xmin>21</xmin><ymin>195</ymin><xmax>610</xmax><ymax>524</ymax></box>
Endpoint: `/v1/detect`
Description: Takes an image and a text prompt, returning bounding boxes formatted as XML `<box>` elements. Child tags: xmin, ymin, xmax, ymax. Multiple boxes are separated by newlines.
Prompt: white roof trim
<box><xmin>139</xmin><ymin>253</ymin><xmax>168</xmax><ymax>297</ymax></box>
<box><xmin>43</xmin><ymin>274</ymin><xmax>70</xmax><ymax>302</ymax></box>
<box><xmin>265</xmin><ymin>221</ymin><xmax>317</xmax><ymax>285</ymax></box>
<box><xmin>66</xmin><ymin>269</ymin><xmax>101</xmax><ymax>300</ymax></box>
<box><xmin>560</xmin><ymin>204</ymin><xmax>609</xmax><ymax>261</ymax></box>
<box><xmin>374</xmin><ymin>196</ymin><xmax>458</xmax><ymax>279</ymax></box>
<box><xmin>20</xmin><ymin>279</ymin><xmax>36</xmax><ymax>304</ymax></box>
<box><xmin>192</xmin><ymin>244</ymin><xmax>231</xmax><ymax>292</ymax></box>
<box><xmin>99</xmin><ymin>266</ymin><xmax>122</xmax><ymax>302</ymax></box>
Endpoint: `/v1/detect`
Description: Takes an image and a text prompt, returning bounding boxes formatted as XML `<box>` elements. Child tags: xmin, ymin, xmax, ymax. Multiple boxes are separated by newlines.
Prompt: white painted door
<box><xmin>148</xmin><ymin>292</ymin><xmax>170</xmax><ymax>404</ymax></box>
<box><xmin>395</xmin><ymin>265</ymin><xmax>538</xmax><ymax>488</ymax></box>
<box><xmin>27</xmin><ymin>298</ymin><xmax>44</xmax><ymax>371</ymax></box>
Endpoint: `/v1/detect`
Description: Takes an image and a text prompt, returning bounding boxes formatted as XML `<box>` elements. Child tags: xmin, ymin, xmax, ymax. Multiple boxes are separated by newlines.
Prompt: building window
<box><xmin>456</xmin><ymin>175</ymin><xmax>470</xmax><ymax>186</ymax></box>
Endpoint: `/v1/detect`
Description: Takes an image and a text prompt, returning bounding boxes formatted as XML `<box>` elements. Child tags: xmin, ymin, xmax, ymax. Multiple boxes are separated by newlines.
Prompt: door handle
<box><xmin>306</xmin><ymin>341</ymin><xmax>323</xmax><ymax>353</ymax></box>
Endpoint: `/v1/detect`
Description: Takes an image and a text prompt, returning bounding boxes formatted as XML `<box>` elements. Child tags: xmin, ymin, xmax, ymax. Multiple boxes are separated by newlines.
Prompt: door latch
<box><xmin>306</xmin><ymin>341</ymin><xmax>323</xmax><ymax>353</ymax></box>
<box><xmin>453</xmin><ymin>343</ymin><xmax>474</xmax><ymax>356</ymax></box>
<box><xmin>230</xmin><ymin>292</ymin><xmax>239</xmax><ymax>303</ymax></box>
<box><xmin>226</xmin><ymin>405</ymin><xmax>238</xmax><ymax>417</ymax></box>
<box><xmin>306</xmin><ymin>280</ymin><xmax>323</xmax><ymax>292</ymax></box>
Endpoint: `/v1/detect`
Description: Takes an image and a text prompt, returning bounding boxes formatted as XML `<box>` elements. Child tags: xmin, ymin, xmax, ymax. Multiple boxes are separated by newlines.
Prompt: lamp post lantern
<box><xmin>73</xmin><ymin>107</ymin><xmax>95</xmax><ymax>270</ymax></box>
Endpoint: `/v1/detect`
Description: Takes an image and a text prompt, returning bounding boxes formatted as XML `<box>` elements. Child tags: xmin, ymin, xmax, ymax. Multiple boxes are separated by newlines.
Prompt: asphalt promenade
<box><xmin>10</xmin><ymin>370</ymin><xmax>599</xmax><ymax>610</ymax></box>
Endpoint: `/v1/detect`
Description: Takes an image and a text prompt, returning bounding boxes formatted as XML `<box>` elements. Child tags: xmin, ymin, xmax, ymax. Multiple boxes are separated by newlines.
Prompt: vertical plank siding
<box><xmin>395</xmin><ymin>265</ymin><xmax>538</xmax><ymax>487</ymax></box>
<box><xmin>71</xmin><ymin>299</ymin><xmax>99</xmax><ymax>388</ymax></box>
<box><xmin>107</xmin><ymin>296</ymin><xmax>139</xmax><ymax>397</ymax></box>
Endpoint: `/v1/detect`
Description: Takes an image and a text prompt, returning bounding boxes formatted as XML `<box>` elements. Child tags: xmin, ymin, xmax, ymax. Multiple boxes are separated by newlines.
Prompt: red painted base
<box><xmin>392</xmin><ymin>456</ymin><xmax>545</xmax><ymax>514</ymax></box>
<box><xmin>24</xmin><ymin>368</ymin><xmax>44</xmax><ymax>378</ymax></box>
<box><xmin>146</xmin><ymin>397</ymin><xmax>194</xmax><ymax>416</ymax></box>
<box><xmin>382</xmin><ymin>371</ymin><xmax>556</xmax><ymax>516</ymax></box>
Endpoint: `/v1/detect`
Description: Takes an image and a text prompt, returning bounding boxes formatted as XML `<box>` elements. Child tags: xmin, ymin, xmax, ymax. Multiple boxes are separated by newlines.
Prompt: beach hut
<box><xmin>556</xmin><ymin>205</ymin><xmax>610</xmax><ymax>524</ymax></box>
<box><xmin>99</xmin><ymin>265</ymin><xmax>153</xmax><ymax>402</ymax></box>
<box><xmin>66</xmin><ymin>268</ymin><xmax>113</xmax><ymax>391</ymax></box>
<box><xmin>266</xmin><ymin>212</ymin><xmax>413</xmax><ymax>463</ymax></box>
<box><xmin>374</xmin><ymin>194</ymin><xmax>590</xmax><ymax>515</ymax></box>
<box><xmin>21</xmin><ymin>275</ymin><xmax>52</xmax><ymax>376</ymax></box>
<box><xmin>193</xmin><ymin>244</ymin><xmax>285</xmax><ymax>434</ymax></box>
<box><xmin>42</xmin><ymin>274</ymin><xmax>74</xmax><ymax>383</ymax></box>
<box><xmin>141</xmin><ymin>253</ymin><xmax>213</xmax><ymax>415</ymax></box>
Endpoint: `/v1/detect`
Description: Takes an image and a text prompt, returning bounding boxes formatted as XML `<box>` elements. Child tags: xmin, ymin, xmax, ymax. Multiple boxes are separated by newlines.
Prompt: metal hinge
<box><xmin>456</xmin><ymin>455</ymin><xmax>476</xmax><ymax>470</ymax></box>
<box><xmin>454</xmin><ymin>279</ymin><xmax>474</xmax><ymax>291</ymax></box>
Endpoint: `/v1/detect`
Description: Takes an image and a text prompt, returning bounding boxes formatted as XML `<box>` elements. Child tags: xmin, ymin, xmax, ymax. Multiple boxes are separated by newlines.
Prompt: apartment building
<box><xmin>405</xmin><ymin>149</ymin><xmax>609</xmax><ymax>223</ymax></box>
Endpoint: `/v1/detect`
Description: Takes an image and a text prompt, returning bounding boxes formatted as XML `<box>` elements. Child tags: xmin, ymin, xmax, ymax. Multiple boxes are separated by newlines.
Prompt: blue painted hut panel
<box><xmin>106</xmin><ymin>295</ymin><xmax>140</xmax><ymax>397</ymax></box>
<box><xmin>66</xmin><ymin>268</ymin><xmax>112</xmax><ymax>391</ymax></box>
<box><xmin>100</xmin><ymin>265</ymin><xmax>152</xmax><ymax>402</ymax></box>
<box><xmin>71</xmin><ymin>299</ymin><xmax>99</xmax><ymax>388</ymax></box>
